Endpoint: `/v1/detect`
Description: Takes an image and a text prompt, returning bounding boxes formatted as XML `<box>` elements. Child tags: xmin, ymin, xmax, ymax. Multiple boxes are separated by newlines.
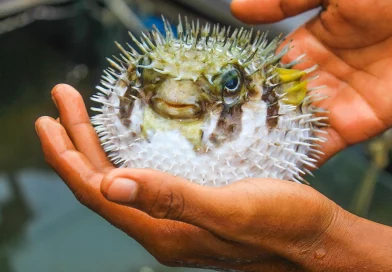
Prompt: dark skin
<box><xmin>231</xmin><ymin>0</ymin><xmax>392</xmax><ymax>166</ymax></box>
<box><xmin>35</xmin><ymin>0</ymin><xmax>392</xmax><ymax>271</ymax></box>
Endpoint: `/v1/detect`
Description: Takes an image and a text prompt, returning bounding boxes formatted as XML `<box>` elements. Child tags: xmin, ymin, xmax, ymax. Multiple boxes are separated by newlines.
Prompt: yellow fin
<box><xmin>275</xmin><ymin>68</ymin><xmax>306</xmax><ymax>83</ymax></box>
<box><xmin>281</xmin><ymin>81</ymin><xmax>308</xmax><ymax>106</ymax></box>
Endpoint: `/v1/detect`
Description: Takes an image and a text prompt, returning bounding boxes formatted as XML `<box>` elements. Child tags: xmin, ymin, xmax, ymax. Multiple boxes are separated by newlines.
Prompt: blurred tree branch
<box><xmin>103</xmin><ymin>0</ymin><xmax>146</xmax><ymax>33</ymax></box>
<box><xmin>351</xmin><ymin>129</ymin><xmax>392</xmax><ymax>216</ymax></box>
<box><xmin>0</xmin><ymin>0</ymin><xmax>71</xmax><ymax>18</ymax></box>
<box><xmin>0</xmin><ymin>0</ymin><xmax>146</xmax><ymax>35</ymax></box>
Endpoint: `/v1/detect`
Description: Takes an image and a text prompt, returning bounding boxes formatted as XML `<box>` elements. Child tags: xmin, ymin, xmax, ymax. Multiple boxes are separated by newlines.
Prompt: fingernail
<box><xmin>105</xmin><ymin>178</ymin><xmax>138</xmax><ymax>203</ymax></box>
<box><xmin>34</xmin><ymin>116</ymin><xmax>49</xmax><ymax>134</ymax></box>
<box><xmin>51</xmin><ymin>95</ymin><xmax>58</xmax><ymax>109</ymax></box>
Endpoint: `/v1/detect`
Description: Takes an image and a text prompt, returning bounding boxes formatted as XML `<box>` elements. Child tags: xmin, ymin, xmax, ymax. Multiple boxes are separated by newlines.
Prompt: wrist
<box><xmin>292</xmin><ymin>206</ymin><xmax>392</xmax><ymax>271</ymax></box>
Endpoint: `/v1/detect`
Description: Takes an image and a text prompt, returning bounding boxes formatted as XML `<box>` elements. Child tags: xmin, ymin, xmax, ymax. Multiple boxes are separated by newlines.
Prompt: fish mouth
<box><xmin>151</xmin><ymin>97</ymin><xmax>201</xmax><ymax>119</ymax></box>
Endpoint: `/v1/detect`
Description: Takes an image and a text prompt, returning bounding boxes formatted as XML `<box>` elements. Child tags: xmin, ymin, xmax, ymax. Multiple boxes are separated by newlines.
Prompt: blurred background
<box><xmin>0</xmin><ymin>0</ymin><xmax>391</xmax><ymax>271</ymax></box>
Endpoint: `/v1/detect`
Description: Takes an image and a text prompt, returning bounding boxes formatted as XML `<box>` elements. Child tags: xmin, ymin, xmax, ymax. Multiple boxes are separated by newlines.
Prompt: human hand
<box><xmin>35</xmin><ymin>85</ymin><xmax>392</xmax><ymax>271</ymax></box>
<box><xmin>34</xmin><ymin>84</ymin><xmax>338</xmax><ymax>271</ymax></box>
<box><xmin>232</xmin><ymin>0</ymin><xmax>392</xmax><ymax>165</ymax></box>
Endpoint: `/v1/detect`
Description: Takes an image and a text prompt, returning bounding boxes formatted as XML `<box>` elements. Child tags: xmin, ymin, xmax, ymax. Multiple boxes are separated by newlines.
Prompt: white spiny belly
<box><xmin>93</xmin><ymin>96</ymin><xmax>317</xmax><ymax>185</ymax></box>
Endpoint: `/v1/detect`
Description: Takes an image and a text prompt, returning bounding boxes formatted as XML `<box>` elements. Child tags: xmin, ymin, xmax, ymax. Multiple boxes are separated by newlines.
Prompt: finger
<box><xmin>278</xmin><ymin>25</ymin><xmax>384</xmax><ymax>164</ymax></box>
<box><xmin>101</xmin><ymin>168</ymin><xmax>269</xmax><ymax>240</ymax></box>
<box><xmin>51</xmin><ymin>84</ymin><xmax>113</xmax><ymax>172</ymax></box>
<box><xmin>34</xmin><ymin>117</ymin><xmax>180</xmax><ymax>241</ymax></box>
<box><xmin>231</xmin><ymin>0</ymin><xmax>322</xmax><ymax>23</ymax></box>
<box><xmin>35</xmin><ymin>117</ymin><xmax>259</xmax><ymax>262</ymax></box>
<box><xmin>35</xmin><ymin>116</ymin><xmax>145</xmax><ymax>227</ymax></box>
<box><xmin>35</xmin><ymin>116</ymin><xmax>102</xmax><ymax>194</ymax></box>
<box><xmin>99</xmin><ymin>168</ymin><xmax>275</xmax><ymax>262</ymax></box>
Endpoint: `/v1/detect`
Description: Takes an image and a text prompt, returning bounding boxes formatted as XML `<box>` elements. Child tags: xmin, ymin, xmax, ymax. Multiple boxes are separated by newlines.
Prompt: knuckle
<box><xmin>73</xmin><ymin>188</ymin><xmax>93</xmax><ymax>209</ymax></box>
<box><xmin>149</xmin><ymin>186</ymin><xmax>185</xmax><ymax>220</ymax></box>
<box><xmin>72</xmin><ymin>172</ymin><xmax>101</xmax><ymax>211</ymax></box>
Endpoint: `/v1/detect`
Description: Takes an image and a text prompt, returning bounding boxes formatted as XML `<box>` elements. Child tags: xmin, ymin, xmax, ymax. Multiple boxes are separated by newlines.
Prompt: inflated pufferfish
<box><xmin>91</xmin><ymin>16</ymin><xmax>327</xmax><ymax>186</ymax></box>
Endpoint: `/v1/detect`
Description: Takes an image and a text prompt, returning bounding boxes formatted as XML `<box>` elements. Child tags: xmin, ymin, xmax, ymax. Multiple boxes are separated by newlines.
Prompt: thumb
<box><xmin>100</xmin><ymin>168</ymin><xmax>256</xmax><ymax>238</ymax></box>
<box><xmin>231</xmin><ymin>0</ymin><xmax>322</xmax><ymax>23</ymax></box>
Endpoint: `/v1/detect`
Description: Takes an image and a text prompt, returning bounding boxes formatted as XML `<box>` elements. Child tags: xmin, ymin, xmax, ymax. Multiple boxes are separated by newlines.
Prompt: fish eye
<box><xmin>220</xmin><ymin>66</ymin><xmax>243</xmax><ymax>106</ymax></box>
<box><xmin>223</xmin><ymin>77</ymin><xmax>240</xmax><ymax>92</ymax></box>
<box><xmin>136</xmin><ymin>56</ymin><xmax>152</xmax><ymax>77</ymax></box>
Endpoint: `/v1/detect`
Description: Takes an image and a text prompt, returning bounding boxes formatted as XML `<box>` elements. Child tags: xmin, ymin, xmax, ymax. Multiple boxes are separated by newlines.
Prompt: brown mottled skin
<box><xmin>35</xmin><ymin>0</ymin><xmax>392</xmax><ymax>271</ymax></box>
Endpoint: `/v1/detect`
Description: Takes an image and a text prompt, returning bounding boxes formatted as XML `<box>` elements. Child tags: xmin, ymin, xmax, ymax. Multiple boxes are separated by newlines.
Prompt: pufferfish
<box><xmin>91</xmin><ymin>16</ymin><xmax>328</xmax><ymax>186</ymax></box>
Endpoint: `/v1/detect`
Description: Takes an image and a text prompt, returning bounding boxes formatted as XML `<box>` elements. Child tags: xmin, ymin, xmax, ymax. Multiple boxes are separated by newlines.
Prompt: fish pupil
<box><xmin>225</xmin><ymin>77</ymin><xmax>239</xmax><ymax>91</ymax></box>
